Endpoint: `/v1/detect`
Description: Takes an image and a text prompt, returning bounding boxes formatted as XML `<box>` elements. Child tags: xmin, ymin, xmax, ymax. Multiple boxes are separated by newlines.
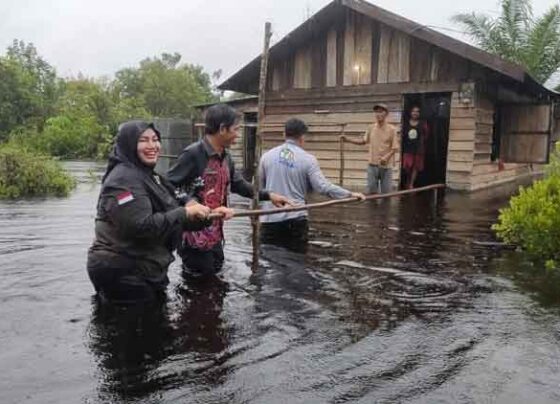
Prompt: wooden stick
<box><xmin>210</xmin><ymin>184</ymin><xmax>445</xmax><ymax>220</ymax></box>
<box><xmin>251</xmin><ymin>21</ymin><xmax>272</xmax><ymax>268</ymax></box>
<box><xmin>338</xmin><ymin>124</ymin><xmax>346</xmax><ymax>186</ymax></box>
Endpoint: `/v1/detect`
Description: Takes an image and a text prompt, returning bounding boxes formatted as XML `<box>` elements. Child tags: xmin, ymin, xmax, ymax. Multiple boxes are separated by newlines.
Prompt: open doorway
<box><xmin>400</xmin><ymin>93</ymin><xmax>451</xmax><ymax>189</ymax></box>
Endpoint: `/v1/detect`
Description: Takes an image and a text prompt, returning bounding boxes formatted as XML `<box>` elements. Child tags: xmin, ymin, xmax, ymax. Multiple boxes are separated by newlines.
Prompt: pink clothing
<box><xmin>184</xmin><ymin>157</ymin><xmax>229</xmax><ymax>251</ymax></box>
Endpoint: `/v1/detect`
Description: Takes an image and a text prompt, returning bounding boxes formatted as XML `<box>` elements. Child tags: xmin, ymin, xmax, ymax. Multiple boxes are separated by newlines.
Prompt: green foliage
<box><xmin>0</xmin><ymin>143</ymin><xmax>76</xmax><ymax>199</ymax></box>
<box><xmin>453</xmin><ymin>0</ymin><xmax>560</xmax><ymax>83</ymax></box>
<box><xmin>1</xmin><ymin>41</ymin><xmax>217</xmax><ymax>161</ymax></box>
<box><xmin>8</xmin><ymin>79</ymin><xmax>112</xmax><ymax>159</ymax></box>
<box><xmin>113</xmin><ymin>52</ymin><xmax>217</xmax><ymax>117</ymax></box>
<box><xmin>493</xmin><ymin>144</ymin><xmax>560</xmax><ymax>268</ymax></box>
<box><xmin>0</xmin><ymin>40</ymin><xmax>60</xmax><ymax>140</ymax></box>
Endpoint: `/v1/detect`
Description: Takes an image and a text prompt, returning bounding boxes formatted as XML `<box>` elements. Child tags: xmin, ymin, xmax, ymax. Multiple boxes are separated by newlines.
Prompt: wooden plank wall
<box><xmin>446</xmin><ymin>93</ymin><xmax>476</xmax><ymax>190</ymax></box>
<box><xmin>268</xmin><ymin>9</ymin><xmax>473</xmax><ymax>93</ymax></box>
<box><xmin>293</xmin><ymin>45</ymin><xmax>312</xmax><ymax>89</ymax></box>
<box><xmin>377</xmin><ymin>25</ymin><xmax>410</xmax><ymax>83</ymax></box>
<box><xmin>468</xmin><ymin>93</ymin><xmax>535</xmax><ymax>191</ymax></box>
<box><xmin>500</xmin><ymin>105</ymin><xmax>550</xmax><ymax>163</ymax></box>
<box><xmin>326</xmin><ymin>28</ymin><xmax>338</xmax><ymax>87</ymax></box>
<box><xmin>262</xmin><ymin>87</ymin><xmax>404</xmax><ymax>188</ymax></box>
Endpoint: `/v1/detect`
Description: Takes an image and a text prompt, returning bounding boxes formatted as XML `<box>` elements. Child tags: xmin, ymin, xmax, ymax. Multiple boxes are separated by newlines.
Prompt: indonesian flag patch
<box><xmin>116</xmin><ymin>191</ymin><xmax>134</xmax><ymax>205</ymax></box>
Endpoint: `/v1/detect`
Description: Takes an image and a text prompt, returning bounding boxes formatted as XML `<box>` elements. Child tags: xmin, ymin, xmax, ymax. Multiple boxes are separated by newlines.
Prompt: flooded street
<box><xmin>1</xmin><ymin>161</ymin><xmax>559</xmax><ymax>403</ymax></box>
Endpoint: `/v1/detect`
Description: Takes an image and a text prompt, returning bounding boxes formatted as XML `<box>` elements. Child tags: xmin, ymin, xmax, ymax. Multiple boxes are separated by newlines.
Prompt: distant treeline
<box><xmin>0</xmin><ymin>40</ymin><xmax>218</xmax><ymax>159</ymax></box>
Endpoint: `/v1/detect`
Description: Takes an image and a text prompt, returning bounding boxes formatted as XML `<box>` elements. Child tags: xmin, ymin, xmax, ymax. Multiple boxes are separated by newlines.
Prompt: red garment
<box><xmin>184</xmin><ymin>157</ymin><xmax>229</xmax><ymax>251</ymax></box>
<box><xmin>402</xmin><ymin>152</ymin><xmax>425</xmax><ymax>172</ymax></box>
<box><xmin>402</xmin><ymin>121</ymin><xmax>429</xmax><ymax>173</ymax></box>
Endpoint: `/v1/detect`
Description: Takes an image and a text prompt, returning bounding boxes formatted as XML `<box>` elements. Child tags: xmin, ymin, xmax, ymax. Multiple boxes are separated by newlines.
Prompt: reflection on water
<box><xmin>1</xmin><ymin>162</ymin><xmax>560</xmax><ymax>403</ymax></box>
<box><xmin>87</xmin><ymin>278</ymin><xmax>229</xmax><ymax>402</ymax></box>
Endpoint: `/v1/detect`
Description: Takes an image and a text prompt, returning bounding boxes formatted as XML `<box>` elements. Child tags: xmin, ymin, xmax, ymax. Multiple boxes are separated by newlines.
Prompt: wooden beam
<box><xmin>252</xmin><ymin>21</ymin><xmax>272</xmax><ymax>267</ymax></box>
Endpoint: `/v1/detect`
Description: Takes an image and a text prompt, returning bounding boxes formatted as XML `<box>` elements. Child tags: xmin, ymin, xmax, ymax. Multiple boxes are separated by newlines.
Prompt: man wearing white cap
<box><xmin>341</xmin><ymin>103</ymin><xmax>399</xmax><ymax>194</ymax></box>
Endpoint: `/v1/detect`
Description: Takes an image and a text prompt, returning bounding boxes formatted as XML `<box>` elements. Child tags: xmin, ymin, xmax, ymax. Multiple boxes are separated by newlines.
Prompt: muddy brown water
<box><xmin>1</xmin><ymin>161</ymin><xmax>559</xmax><ymax>404</ymax></box>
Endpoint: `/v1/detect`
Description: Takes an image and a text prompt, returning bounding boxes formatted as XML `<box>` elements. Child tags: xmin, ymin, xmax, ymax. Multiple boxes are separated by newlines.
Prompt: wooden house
<box><xmin>213</xmin><ymin>0</ymin><xmax>559</xmax><ymax>191</ymax></box>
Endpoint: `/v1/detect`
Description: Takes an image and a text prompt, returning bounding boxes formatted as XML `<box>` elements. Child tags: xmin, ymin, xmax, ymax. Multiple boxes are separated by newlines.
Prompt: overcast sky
<box><xmin>1</xmin><ymin>0</ymin><xmax>557</xmax><ymax>84</ymax></box>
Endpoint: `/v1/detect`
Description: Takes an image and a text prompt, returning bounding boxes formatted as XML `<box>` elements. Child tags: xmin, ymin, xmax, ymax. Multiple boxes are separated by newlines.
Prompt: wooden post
<box><xmin>338</xmin><ymin>124</ymin><xmax>346</xmax><ymax>186</ymax></box>
<box><xmin>251</xmin><ymin>21</ymin><xmax>272</xmax><ymax>269</ymax></box>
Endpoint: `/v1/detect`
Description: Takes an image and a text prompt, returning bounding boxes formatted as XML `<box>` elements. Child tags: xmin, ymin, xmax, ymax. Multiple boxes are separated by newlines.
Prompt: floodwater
<box><xmin>1</xmin><ymin>161</ymin><xmax>559</xmax><ymax>404</ymax></box>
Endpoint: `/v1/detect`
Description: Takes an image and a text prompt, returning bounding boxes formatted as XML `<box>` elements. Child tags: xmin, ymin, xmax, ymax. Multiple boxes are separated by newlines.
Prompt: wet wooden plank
<box><xmin>377</xmin><ymin>24</ymin><xmax>391</xmax><ymax>83</ymax></box>
<box><xmin>447</xmin><ymin>161</ymin><xmax>473</xmax><ymax>173</ymax></box>
<box><xmin>326</xmin><ymin>28</ymin><xmax>338</xmax><ymax>87</ymax></box>
<box><xmin>355</xmin><ymin>14</ymin><xmax>372</xmax><ymax>85</ymax></box>
<box><xmin>500</xmin><ymin>104</ymin><xmax>551</xmax><ymax>163</ymax></box>
<box><xmin>449</xmin><ymin>129</ymin><xmax>476</xmax><ymax>142</ymax></box>
<box><xmin>263</xmin><ymin>111</ymin><xmax>402</xmax><ymax>125</ymax></box>
<box><xmin>370</xmin><ymin>21</ymin><xmax>380</xmax><ymax>84</ymax></box>
<box><xmin>396</xmin><ymin>31</ymin><xmax>410</xmax><ymax>82</ymax></box>
<box><xmin>268</xmin><ymin>82</ymin><xmax>458</xmax><ymax>100</ymax></box>
<box><xmin>450</xmin><ymin>118</ymin><xmax>476</xmax><ymax>131</ymax></box>
<box><xmin>430</xmin><ymin>48</ymin><xmax>440</xmax><ymax>81</ymax></box>
<box><xmin>450</xmin><ymin>107</ymin><xmax>477</xmax><ymax>118</ymax></box>
<box><xmin>271</xmin><ymin>65</ymin><xmax>281</xmax><ymax>91</ymax></box>
<box><xmin>448</xmin><ymin>150</ymin><xmax>474</xmax><ymax>162</ymax></box>
<box><xmin>448</xmin><ymin>141</ymin><xmax>475</xmax><ymax>151</ymax></box>
<box><xmin>336</xmin><ymin>23</ymin><xmax>345</xmax><ymax>86</ymax></box>
<box><xmin>311</xmin><ymin>37</ymin><xmax>327</xmax><ymax>89</ymax></box>
<box><xmin>410</xmin><ymin>38</ymin><xmax>432</xmax><ymax>82</ymax></box>
<box><xmin>343</xmin><ymin>9</ymin><xmax>356</xmax><ymax>86</ymax></box>
<box><xmin>294</xmin><ymin>46</ymin><xmax>312</xmax><ymax>89</ymax></box>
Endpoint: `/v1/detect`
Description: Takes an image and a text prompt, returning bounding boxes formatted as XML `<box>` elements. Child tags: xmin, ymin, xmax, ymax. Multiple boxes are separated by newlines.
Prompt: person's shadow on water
<box><xmin>86</xmin><ymin>276</ymin><xmax>229</xmax><ymax>402</ymax></box>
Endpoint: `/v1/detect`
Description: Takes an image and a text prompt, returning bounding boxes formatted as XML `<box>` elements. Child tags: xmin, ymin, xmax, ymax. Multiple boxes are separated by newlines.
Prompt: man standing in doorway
<box><xmin>259</xmin><ymin>118</ymin><xmax>365</xmax><ymax>251</ymax></box>
<box><xmin>402</xmin><ymin>105</ymin><xmax>429</xmax><ymax>189</ymax></box>
<box><xmin>341</xmin><ymin>103</ymin><xmax>399</xmax><ymax>194</ymax></box>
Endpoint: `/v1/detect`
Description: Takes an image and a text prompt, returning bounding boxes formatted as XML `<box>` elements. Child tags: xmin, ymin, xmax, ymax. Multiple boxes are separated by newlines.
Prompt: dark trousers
<box><xmin>87</xmin><ymin>254</ymin><xmax>167</xmax><ymax>304</ymax></box>
<box><xmin>261</xmin><ymin>218</ymin><xmax>309</xmax><ymax>252</ymax></box>
<box><xmin>180</xmin><ymin>242</ymin><xmax>225</xmax><ymax>278</ymax></box>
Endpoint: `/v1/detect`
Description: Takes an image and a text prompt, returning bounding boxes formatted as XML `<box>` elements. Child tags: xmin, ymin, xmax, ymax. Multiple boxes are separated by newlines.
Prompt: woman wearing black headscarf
<box><xmin>87</xmin><ymin>121</ymin><xmax>233</xmax><ymax>303</ymax></box>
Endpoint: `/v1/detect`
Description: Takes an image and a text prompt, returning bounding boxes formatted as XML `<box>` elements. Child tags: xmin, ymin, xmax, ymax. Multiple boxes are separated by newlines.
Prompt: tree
<box><xmin>453</xmin><ymin>0</ymin><xmax>560</xmax><ymax>83</ymax></box>
<box><xmin>0</xmin><ymin>40</ymin><xmax>61</xmax><ymax>139</ymax></box>
<box><xmin>46</xmin><ymin>78</ymin><xmax>150</xmax><ymax>158</ymax></box>
<box><xmin>1</xmin><ymin>42</ymin><xmax>218</xmax><ymax>159</ymax></box>
<box><xmin>113</xmin><ymin>52</ymin><xmax>217</xmax><ymax>118</ymax></box>
<box><xmin>5</xmin><ymin>40</ymin><xmax>60</xmax><ymax>125</ymax></box>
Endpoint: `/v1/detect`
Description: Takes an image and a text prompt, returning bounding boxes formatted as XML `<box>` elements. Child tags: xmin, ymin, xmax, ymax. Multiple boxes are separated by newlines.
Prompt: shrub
<box><xmin>8</xmin><ymin>115</ymin><xmax>112</xmax><ymax>160</ymax></box>
<box><xmin>0</xmin><ymin>143</ymin><xmax>76</xmax><ymax>198</ymax></box>
<box><xmin>493</xmin><ymin>143</ymin><xmax>560</xmax><ymax>269</ymax></box>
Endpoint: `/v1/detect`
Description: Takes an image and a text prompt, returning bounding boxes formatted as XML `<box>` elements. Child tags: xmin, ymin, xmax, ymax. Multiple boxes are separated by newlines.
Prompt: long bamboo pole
<box><xmin>251</xmin><ymin>22</ymin><xmax>272</xmax><ymax>268</ymax></box>
<box><xmin>210</xmin><ymin>184</ymin><xmax>445</xmax><ymax>220</ymax></box>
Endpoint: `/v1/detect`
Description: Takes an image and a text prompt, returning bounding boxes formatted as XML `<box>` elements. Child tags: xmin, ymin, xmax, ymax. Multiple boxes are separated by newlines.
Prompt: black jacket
<box><xmin>88</xmin><ymin>120</ymin><xmax>210</xmax><ymax>286</ymax></box>
<box><xmin>88</xmin><ymin>163</ymin><xmax>203</xmax><ymax>283</ymax></box>
<box><xmin>167</xmin><ymin>138</ymin><xmax>271</xmax><ymax>201</ymax></box>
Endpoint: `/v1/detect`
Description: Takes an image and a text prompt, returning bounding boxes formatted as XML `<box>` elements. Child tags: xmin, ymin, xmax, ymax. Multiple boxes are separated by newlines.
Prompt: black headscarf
<box><xmin>102</xmin><ymin>120</ymin><xmax>161</xmax><ymax>183</ymax></box>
